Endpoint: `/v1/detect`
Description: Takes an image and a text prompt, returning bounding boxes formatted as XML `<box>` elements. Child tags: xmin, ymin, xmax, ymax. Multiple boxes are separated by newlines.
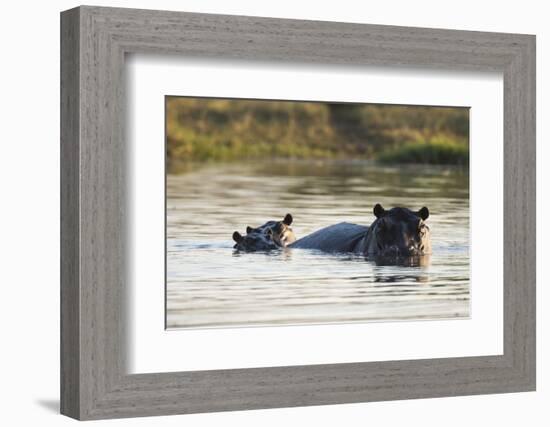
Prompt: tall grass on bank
<box><xmin>377</xmin><ymin>136</ymin><xmax>469</xmax><ymax>166</ymax></box>
<box><xmin>166</xmin><ymin>97</ymin><xmax>469</xmax><ymax>170</ymax></box>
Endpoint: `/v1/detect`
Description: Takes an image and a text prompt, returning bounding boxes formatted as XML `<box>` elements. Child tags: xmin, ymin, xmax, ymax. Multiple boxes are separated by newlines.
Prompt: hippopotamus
<box><xmin>232</xmin><ymin>228</ymin><xmax>280</xmax><ymax>251</ymax></box>
<box><xmin>232</xmin><ymin>214</ymin><xmax>296</xmax><ymax>251</ymax></box>
<box><xmin>245</xmin><ymin>213</ymin><xmax>296</xmax><ymax>247</ymax></box>
<box><xmin>290</xmin><ymin>204</ymin><xmax>431</xmax><ymax>258</ymax></box>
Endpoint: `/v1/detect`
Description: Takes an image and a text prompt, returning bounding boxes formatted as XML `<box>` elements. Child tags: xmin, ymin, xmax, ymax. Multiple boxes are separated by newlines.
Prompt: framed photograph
<box><xmin>60</xmin><ymin>6</ymin><xmax>536</xmax><ymax>420</ymax></box>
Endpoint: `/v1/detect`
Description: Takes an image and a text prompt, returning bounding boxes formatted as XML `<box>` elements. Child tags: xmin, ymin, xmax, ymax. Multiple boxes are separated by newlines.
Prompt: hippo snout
<box><xmin>380</xmin><ymin>245</ymin><xmax>421</xmax><ymax>257</ymax></box>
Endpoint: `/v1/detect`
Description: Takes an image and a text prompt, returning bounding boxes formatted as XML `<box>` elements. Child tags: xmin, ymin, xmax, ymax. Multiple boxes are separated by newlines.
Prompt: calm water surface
<box><xmin>167</xmin><ymin>161</ymin><xmax>470</xmax><ymax>329</ymax></box>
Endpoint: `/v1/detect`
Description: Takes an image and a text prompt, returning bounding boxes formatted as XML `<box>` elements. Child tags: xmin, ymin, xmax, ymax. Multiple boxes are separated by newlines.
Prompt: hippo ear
<box><xmin>283</xmin><ymin>213</ymin><xmax>293</xmax><ymax>225</ymax></box>
<box><xmin>246</xmin><ymin>226</ymin><xmax>253</xmax><ymax>234</ymax></box>
<box><xmin>417</xmin><ymin>207</ymin><xmax>429</xmax><ymax>220</ymax></box>
<box><xmin>232</xmin><ymin>231</ymin><xmax>243</xmax><ymax>243</ymax></box>
<box><xmin>373</xmin><ymin>203</ymin><xmax>386</xmax><ymax>218</ymax></box>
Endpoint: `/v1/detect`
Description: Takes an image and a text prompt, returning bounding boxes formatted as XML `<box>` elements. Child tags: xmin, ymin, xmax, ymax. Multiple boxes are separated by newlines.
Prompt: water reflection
<box><xmin>369</xmin><ymin>255</ymin><xmax>431</xmax><ymax>268</ymax></box>
<box><xmin>167</xmin><ymin>161</ymin><xmax>470</xmax><ymax>329</ymax></box>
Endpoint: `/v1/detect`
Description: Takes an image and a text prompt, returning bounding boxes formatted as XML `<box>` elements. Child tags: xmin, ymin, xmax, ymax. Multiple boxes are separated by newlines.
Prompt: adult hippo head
<box><xmin>245</xmin><ymin>214</ymin><xmax>296</xmax><ymax>248</ymax></box>
<box><xmin>361</xmin><ymin>204</ymin><xmax>431</xmax><ymax>258</ymax></box>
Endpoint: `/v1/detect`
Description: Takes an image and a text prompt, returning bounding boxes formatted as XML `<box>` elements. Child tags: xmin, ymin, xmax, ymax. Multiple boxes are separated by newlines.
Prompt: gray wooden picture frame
<box><xmin>60</xmin><ymin>5</ymin><xmax>536</xmax><ymax>420</ymax></box>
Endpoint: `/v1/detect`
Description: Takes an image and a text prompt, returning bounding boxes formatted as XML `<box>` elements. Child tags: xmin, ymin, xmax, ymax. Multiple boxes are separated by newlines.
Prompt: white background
<box><xmin>129</xmin><ymin>57</ymin><xmax>503</xmax><ymax>373</ymax></box>
<box><xmin>0</xmin><ymin>1</ymin><xmax>546</xmax><ymax>426</ymax></box>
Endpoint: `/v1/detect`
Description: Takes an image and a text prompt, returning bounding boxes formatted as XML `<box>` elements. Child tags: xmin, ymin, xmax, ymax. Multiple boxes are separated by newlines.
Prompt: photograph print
<box><xmin>166</xmin><ymin>96</ymin><xmax>470</xmax><ymax>329</ymax></box>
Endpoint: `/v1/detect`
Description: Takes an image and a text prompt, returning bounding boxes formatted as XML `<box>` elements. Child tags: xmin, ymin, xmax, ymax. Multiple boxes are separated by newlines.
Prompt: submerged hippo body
<box><xmin>291</xmin><ymin>204</ymin><xmax>431</xmax><ymax>258</ymax></box>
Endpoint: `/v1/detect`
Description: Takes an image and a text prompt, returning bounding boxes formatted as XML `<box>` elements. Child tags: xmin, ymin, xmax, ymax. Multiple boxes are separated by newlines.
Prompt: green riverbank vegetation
<box><xmin>166</xmin><ymin>97</ymin><xmax>469</xmax><ymax>172</ymax></box>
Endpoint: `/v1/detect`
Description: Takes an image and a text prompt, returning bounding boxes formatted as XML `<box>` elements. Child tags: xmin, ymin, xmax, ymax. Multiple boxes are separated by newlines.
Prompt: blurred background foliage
<box><xmin>166</xmin><ymin>97</ymin><xmax>469</xmax><ymax>172</ymax></box>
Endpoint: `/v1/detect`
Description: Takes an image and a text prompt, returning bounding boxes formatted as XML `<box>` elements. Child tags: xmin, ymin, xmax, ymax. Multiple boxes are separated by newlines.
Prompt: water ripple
<box><xmin>167</xmin><ymin>161</ymin><xmax>469</xmax><ymax>329</ymax></box>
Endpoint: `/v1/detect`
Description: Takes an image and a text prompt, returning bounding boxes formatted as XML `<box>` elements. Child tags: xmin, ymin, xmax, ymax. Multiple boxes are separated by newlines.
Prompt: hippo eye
<box><xmin>418</xmin><ymin>224</ymin><xmax>427</xmax><ymax>236</ymax></box>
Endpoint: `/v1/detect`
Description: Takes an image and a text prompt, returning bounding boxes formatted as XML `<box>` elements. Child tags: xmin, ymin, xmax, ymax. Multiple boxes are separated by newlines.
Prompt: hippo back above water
<box><xmin>289</xmin><ymin>222</ymin><xmax>368</xmax><ymax>253</ymax></box>
<box><xmin>291</xmin><ymin>204</ymin><xmax>431</xmax><ymax>258</ymax></box>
